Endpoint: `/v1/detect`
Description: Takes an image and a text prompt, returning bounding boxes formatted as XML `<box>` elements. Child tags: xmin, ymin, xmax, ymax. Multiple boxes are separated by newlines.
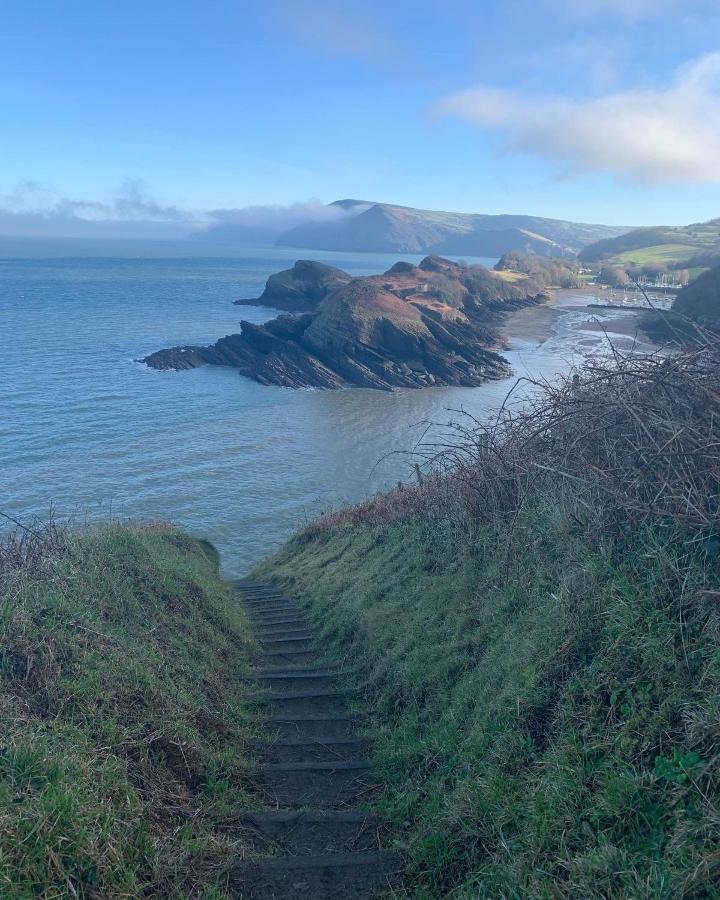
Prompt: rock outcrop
<box><xmin>144</xmin><ymin>256</ymin><xmax>547</xmax><ymax>391</ymax></box>
<box><xmin>234</xmin><ymin>259</ymin><xmax>351</xmax><ymax>311</ymax></box>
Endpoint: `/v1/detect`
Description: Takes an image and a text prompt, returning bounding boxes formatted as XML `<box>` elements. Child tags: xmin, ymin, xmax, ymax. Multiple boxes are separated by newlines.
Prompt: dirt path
<box><xmin>229</xmin><ymin>580</ymin><xmax>402</xmax><ymax>899</ymax></box>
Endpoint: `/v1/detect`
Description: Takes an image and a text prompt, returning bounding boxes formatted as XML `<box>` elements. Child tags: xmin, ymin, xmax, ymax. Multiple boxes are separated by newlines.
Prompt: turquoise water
<box><xmin>1</xmin><ymin>240</ymin><xmax>632</xmax><ymax>575</ymax></box>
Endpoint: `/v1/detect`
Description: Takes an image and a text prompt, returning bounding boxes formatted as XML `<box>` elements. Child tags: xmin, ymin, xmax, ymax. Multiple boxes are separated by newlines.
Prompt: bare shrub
<box><xmin>311</xmin><ymin>341</ymin><xmax>720</xmax><ymax>541</ymax></box>
<box><xmin>0</xmin><ymin>517</ymin><xmax>66</xmax><ymax>579</ymax></box>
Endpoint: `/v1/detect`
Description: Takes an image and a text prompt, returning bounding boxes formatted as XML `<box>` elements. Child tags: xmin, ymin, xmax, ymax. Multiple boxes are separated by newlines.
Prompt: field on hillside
<box><xmin>582</xmin><ymin>220</ymin><xmax>720</xmax><ymax>270</ymax></box>
<box><xmin>615</xmin><ymin>243</ymin><xmax>700</xmax><ymax>265</ymax></box>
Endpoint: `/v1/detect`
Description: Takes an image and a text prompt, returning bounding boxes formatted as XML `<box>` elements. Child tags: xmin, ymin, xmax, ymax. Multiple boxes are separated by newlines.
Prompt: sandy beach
<box><xmin>501</xmin><ymin>287</ymin><xmax>657</xmax><ymax>351</ymax></box>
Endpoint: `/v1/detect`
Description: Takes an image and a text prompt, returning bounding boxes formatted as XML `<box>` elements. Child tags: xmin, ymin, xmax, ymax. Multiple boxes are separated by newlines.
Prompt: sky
<box><xmin>1</xmin><ymin>0</ymin><xmax>720</xmax><ymax>237</ymax></box>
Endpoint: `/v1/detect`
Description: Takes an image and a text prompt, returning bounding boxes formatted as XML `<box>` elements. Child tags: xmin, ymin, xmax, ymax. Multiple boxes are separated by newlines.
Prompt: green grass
<box><xmin>581</xmin><ymin>221</ymin><xmax>720</xmax><ymax>268</ymax></box>
<box><xmin>615</xmin><ymin>243</ymin><xmax>698</xmax><ymax>265</ymax></box>
<box><xmin>256</xmin><ymin>510</ymin><xmax>720</xmax><ymax>898</ymax></box>
<box><xmin>0</xmin><ymin>523</ymin><xmax>256</xmax><ymax>898</ymax></box>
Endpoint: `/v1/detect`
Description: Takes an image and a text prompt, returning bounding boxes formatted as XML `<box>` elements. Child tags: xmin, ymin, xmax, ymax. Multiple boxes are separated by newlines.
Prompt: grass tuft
<box><xmin>0</xmin><ymin>522</ymin><xmax>256</xmax><ymax>898</ymax></box>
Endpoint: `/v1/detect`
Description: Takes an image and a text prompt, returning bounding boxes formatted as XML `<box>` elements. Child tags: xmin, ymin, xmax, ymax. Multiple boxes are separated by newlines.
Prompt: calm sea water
<box><xmin>1</xmin><ymin>239</ymin><xmax>640</xmax><ymax>575</ymax></box>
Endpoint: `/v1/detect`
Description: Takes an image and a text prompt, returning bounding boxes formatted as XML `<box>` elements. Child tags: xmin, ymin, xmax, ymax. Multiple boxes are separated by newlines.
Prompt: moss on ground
<box><xmin>0</xmin><ymin>524</ymin><xmax>256</xmax><ymax>898</ymax></box>
<box><xmin>256</xmin><ymin>510</ymin><xmax>720</xmax><ymax>899</ymax></box>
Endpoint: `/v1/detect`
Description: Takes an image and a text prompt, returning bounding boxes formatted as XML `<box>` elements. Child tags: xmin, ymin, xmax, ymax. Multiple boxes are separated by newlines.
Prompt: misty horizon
<box><xmin>3</xmin><ymin>1</ymin><xmax>720</xmax><ymax>240</ymax></box>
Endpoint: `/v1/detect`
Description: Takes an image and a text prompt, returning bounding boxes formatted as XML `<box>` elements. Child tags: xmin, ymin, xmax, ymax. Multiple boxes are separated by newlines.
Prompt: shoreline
<box><xmin>500</xmin><ymin>288</ymin><xmax>657</xmax><ymax>350</ymax></box>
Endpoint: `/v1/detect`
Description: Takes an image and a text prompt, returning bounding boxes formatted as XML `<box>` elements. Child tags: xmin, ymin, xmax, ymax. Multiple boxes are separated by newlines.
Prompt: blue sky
<box><xmin>2</xmin><ymin>0</ymin><xmax>720</xmax><ymax>235</ymax></box>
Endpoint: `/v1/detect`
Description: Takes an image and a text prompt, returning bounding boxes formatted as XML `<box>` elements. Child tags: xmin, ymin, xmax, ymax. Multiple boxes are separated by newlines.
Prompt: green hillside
<box><xmin>579</xmin><ymin>219</ymin><xmax>720</xmax><ymax>270</ymax></box>
<box><xmin>275</xmin><ymin>200</ymin><xmax>629</xmax><ymax>257</ymax></box>
<box><xmin>256</xmin><ymin>347</ymin><xmax>720</xmax><ymax>898</ymax></box>
<box><xmin>0</xmin><ymin>523</ymin><xmax>256</xmax><ymax>897</ymax></box>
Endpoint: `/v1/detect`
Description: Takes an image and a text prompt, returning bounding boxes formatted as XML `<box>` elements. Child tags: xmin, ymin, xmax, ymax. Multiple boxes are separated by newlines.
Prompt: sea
<box><xmin>0</xmin><ymin>238</ymin><xmax>644</xmax><ymax>575</ymax></box>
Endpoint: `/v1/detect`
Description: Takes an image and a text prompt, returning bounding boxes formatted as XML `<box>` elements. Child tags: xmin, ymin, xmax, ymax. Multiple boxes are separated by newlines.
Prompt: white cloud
<box><xmin>207</xmin><ymin>200</ymin><xmax>363</xmax><ymax>230</ymax></box>
<box><xmin>434</xmin><ymin>53</ymin><xmax>720</xmax><ymax>185</ymax></box>
<box><xmin>200</xmin><ymin>200</ymin><xmax>369</xmax><ymax>241</ymax></box>
<box><xmin>0</xmin><ymin>183</ymin><xmax>367</xmax><ymax>241</ymax></box>
<box><xmin>0</xmin><ymin>180</ymin><xmax>199</xmax><ymax>238</ymax></box>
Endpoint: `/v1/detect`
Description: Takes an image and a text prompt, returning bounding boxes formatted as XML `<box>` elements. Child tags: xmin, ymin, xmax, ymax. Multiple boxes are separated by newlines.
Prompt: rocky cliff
<box><xmin>143</xmin><ymin>256</ymin><xmax>546</xmax><ymax>390</ymax></box>
<box><xmin>234</xmin><ymin>259</ymin><xmax>351</xmax><ymax>311</ymax></box>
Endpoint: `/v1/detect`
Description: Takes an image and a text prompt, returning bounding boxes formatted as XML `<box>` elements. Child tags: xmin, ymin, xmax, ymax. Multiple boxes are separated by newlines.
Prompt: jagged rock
<box><xmin>234</xmin><ymin>260</ymin><xmax>352</xmax><ymax>311</ymax></box>
<box><xmin>144</xmin><ymin>256</ymin><xmax>547</xmax><ymax>391</ymax></box>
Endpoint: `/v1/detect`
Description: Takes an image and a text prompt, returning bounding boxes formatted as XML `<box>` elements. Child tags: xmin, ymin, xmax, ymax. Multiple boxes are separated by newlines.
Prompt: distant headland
<box><xmin>197</xmin><ymin>199</ymin><xmax>629</xmax><ymax>258</ymax></box>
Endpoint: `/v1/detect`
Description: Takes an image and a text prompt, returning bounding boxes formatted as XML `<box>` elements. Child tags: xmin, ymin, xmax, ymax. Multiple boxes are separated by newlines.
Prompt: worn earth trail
<box><xmin>229</xmin><ymin>580</ymin><xmax>402</xmax><ymax>899</ymax></box>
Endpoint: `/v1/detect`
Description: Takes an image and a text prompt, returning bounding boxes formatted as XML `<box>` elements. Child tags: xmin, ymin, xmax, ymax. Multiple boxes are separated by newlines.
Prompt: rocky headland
<box><xmin>143</xmin><ymin>255</ymin><xmax>548</xmax><ymax>390</ymax></box>
<box><xmin>233</xmin><ymin>259</ymin><xmax>351</xmax><ymax>311</ymax></box>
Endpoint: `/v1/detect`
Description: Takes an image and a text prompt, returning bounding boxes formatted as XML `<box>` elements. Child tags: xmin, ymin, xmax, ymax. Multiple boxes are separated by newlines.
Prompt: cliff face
<box><xmin>143</xmin><ymin>256</ymin><xmax>546</xmax><ymax>391</ymax></box>
<box><xmin>234</xmin><ymin>259</ymin><xmax>351</xmax><ymax>311</ymax></box>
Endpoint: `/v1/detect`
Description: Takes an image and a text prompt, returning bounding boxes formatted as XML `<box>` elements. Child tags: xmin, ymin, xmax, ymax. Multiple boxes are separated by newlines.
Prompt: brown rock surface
<box><xmin>143</xmin><ymin>256</ymin><xmax>547</xmax><ymax>391</ymax></box>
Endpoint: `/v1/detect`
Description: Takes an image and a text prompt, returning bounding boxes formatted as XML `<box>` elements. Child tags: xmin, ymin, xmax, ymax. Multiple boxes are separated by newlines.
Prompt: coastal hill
<box><xmin>199</xmin><ymin>198</ymin><xmax>629</xmax><ymax>258</ymax></box>
<box><xmin>579</xmin><ymin>218</ymin><xmax>720</xmax><ymax>273</ymax></box>
<box><xmin>143</xmin><ymin>255</ymin><xmax>547</xmax><ymax>390</ymax></box>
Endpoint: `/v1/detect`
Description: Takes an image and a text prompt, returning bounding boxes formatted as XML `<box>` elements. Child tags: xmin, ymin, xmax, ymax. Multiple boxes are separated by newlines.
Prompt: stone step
<box><xmin>250</xmin><ymin>613</ymin><xmax>302</xmax><ymax>626</ymax></box>
<box><xmin>255</xmin><ymin>622</ymin><xmax>311</xmax><ymax>634</ymax></box>
<box><xmin>235</xmin><ymin>582</ymin><xmax>280</xmax><ymax>592</ymax></box>
<box><xmin>249</xmin><ymin>613</ymin><xmax>306</xmax><ymax>627</ymax></box>
<box><xmin>256</xmin><ymin>627</ymin><xmax>315</xmax><ymax>641</ymax></box>
<box><xmin>244</xmin><ymin>600</ymin><xmax>294</xmax><ymax>612</ymax></box>
<box><xmin>257</xmin><ymin>761</ymin><xmax>373</xmax><ymax>808</ymax></box>
<box><xmin>252</xmin><ymin>671</ymin><xmax>338</xmax><ymax>693</ymax></box>
<box><xmin>253</xmin><ymin>665</ymin><xmax>333</xmax><ymax>676</ymax></box>
<box><xmin>240</xmin><ymin>809</ymin><xmax>379</xmax><ymax>855</ymax></box>
<box><xmin>229</xmin><ymin>850</ymin><xmax>402</xmax><ymax>899</ymax></box>
<box><xmin>256</xmin><ymin>648</ymin><xmax>322</xmax><ymax>668</ymax></box>
<box><xmin>257</xmin><ymin>689</ymin><xmax>350</xmax><ymax>716</ymax></box>
<box><xmin>265</xmin><ymin>714</ymin><xmax>357</xmax><ymax>741</ymax></box>
<box><xmin>262</xmin><ymin>736</ymin><xmax>371</xmax><ymax>765</ymax></box>
<box><xmin>244</xmin><ymin>599</ymin><xmax>296</xmax><ymax>609</ymax></box>
<box><xmin>259</xmin><ymin>636</ymin><xmax>317</xmax><ymax>652</ymax></box>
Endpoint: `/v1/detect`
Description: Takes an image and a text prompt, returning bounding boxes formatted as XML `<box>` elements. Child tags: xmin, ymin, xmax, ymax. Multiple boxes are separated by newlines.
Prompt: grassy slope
<box><xmin>256</xmin><ymin>512</ymin><xmax>720</xmax><ymax>899</ymax></box>
<box><xmin>581</xmin><ymin>221</ymin><xmax>720</xmax><ymax>268</ymax></box>
<box><xmin>615</xmin><ymin>243</ymin><xmax>698</xmax><ymax>266</ymax></box>
<box><xmin>1</xmin><ymin>524</ymin><xmax>255</xmax><ymax>898</ymax></box>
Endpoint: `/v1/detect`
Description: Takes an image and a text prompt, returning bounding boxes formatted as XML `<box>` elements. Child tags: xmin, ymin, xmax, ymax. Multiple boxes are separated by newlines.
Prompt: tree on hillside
<box><xmin>495</xmin><ymin>251</ymin><xmax>581</xmax><ymax>289</ymax></box>
<box><xmin>673</xmin><ymin>263</ymin><xmax>720</xmax><ymax>325</ymax></box>
<box><xmin>598</xmin><ymin>266</ymin><xmax>629</xmax><ymax>287</ymax></box>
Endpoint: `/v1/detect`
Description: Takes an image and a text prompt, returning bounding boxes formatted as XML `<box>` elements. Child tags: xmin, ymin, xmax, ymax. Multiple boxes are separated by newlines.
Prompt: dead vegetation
<box><xmin>262</xmin><ymin>336</ymin><xmax>720</xmax><ymax>898</ymax></box>
<box><xmin>310</xmin><ymin>340</ymin><xmax>720</xmax><ymax>545</ymax></box>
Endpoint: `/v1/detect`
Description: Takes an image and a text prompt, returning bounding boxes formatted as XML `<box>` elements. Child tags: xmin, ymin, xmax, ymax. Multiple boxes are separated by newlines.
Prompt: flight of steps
<box><xmin>230</xmin><ymin>580</ymin><xmax>402</xmax><ymax>899</ymax></box>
